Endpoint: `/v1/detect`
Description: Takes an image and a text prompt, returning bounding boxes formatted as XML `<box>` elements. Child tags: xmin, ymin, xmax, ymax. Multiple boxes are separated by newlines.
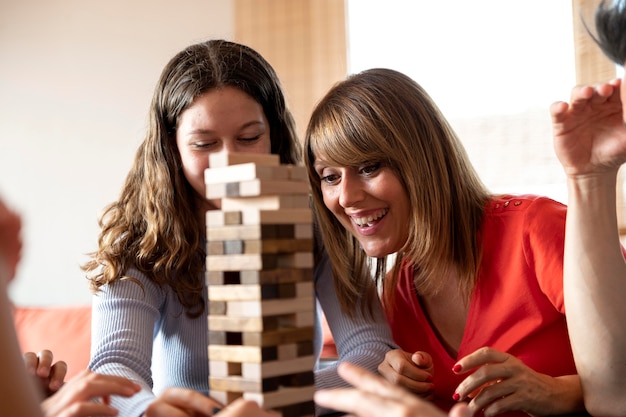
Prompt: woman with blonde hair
<box><xmin>305</xmin><ymin>68</ymin><xmax>587</xmax><ymax>416</ymax></box>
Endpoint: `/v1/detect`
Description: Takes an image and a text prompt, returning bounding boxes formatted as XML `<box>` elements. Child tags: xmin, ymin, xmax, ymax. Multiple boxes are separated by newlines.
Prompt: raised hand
<box><xmin>377</xmin><ymin>349</ymin><xmax>434</xmax><ymax>399</ymax></box>
<box><xmin>452</xmin><ymin>347</ymin><xmax>584</xmax><ymax>416</ymax></box>
<box><xmin>551</xmin><ymin>79</ymin><xmax>626</xmax><ymax>178</ymax></box>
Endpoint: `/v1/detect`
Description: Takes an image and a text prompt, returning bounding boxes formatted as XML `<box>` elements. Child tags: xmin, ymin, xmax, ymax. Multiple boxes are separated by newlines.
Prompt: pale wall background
<box><xmin>1</xmin><ymin>0</ymin><xmax>235</xmax><ymax>306</ymax></box>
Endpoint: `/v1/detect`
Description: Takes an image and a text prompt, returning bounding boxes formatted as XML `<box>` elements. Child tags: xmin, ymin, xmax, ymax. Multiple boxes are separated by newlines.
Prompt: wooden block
<box><xmin>242</xmin><ymin>356</ymin><xmax>315</xmax><ymax>379</ymax></box>
<box><xmin>287</xmin><ymin>165</ymin><xmax>308</xmax><ymax>182</ymax></box>
<box><xmin>209</xmin><ymin>360</ymin><xmax>242</xmax><ymax>377</ymax></box>
<box><xmin>206</xmin><ymin>179</ymin><xmax>309</xmax><ymax>199</ymax></box>
<box><xmin>239</xmin><ymin>268</ymin><xmax>314</xmax><ymax>285</ymax></box>
<box><xmin>206</xmin><ymin>210</ymin><xmax>242</xmax><ymax>226</ymax></box>
<box><xmin>205</xmin><ymin>163</ymin><xmax>291</xmax><ymax>185</ymax></box>
<box><xmin>208</xmin><ymin>209</ymin><xmax>312</xmax><ymax>227</ymax></box>
<box><xmin>221</xmin><ymin>195</ymin><xmax>310</xmax><ymax>211</ymax></box>
<box><xmin>243</xmin><ymin>385</ymin><xmax>315</xmax><ymax>409</ymax></box>
<box><xmin>208</xmin><ymin>316</ymin><xmax>264</xmax><ymax>332</ymax></box>
<box><xmin>208</xmin><ymin>284</ymin><xmax>282</xmax><ymax>301</ymax></box>
<box><xmin>207</xmin><ymin>345</ymin><xmax>277</xmax><ymax>363</ymax></box>
<box><xmin>207</xmin><ymin>240</ymin><xmax>225</xmax><ymax>255</ymax></box>
<box><xmin>208</xmin><ymin>315</ymin><xmax>283</xmax><ymax>332</ymax></box>
<box><xmin>242</xmin><ymin>326</ymin><xmax>315</xmax><ymax>347</ymax></box>
<box><xmin>226</xmin><ymin>297</ymin><xmax>314</xmax><ymax>317</ymax></box>
<box><xmin>207</xmin><ymin>390</ymin><xmax>241</xmax><ymax>405</ymax></box>
<box><xmin>207</xmin><ymin>224</ymin><xmax>313</xmax><ymax>241</ymax></box>
<box><xmin>208</xmin><ymin>152</ymin><xmax>279</xmax><ymax>168</ymax></box>
<box><xmin>207</xmin><ymin>224</ymin><xmax>278</xmax><ymax>241</ymax></box>
<box><xmin>209</xmin><ymin>375</ymin><xmax>280</xmax><ymax>393</ymax></box>
<box><xmin>240</xmin><ymin>209</ymin><xmax>312</xmax><ymax>225</ymax></box>
<box><xmin>277</xmin><ymin>343</ymin><xmax>298</xmax><ymax>360</ymax></box>
<box><xmin>206</xmin><ymin>253</ymin><xmax>313</xmax><ymax>271</ymax></box>
<box><xmin>276</xmin><ymin>311</ymin><xmax>315</xmax><ymax>328</ymax></box>
<box><xmin>220</xmin><ymin>239</ymin><xmax>313</xmax><ymax>255</ymax></box>
<box><xmin>206</xmin><ymin>270</ymin><xmax>242</xmax><ymax>285</ymax></box>
<box><xmin>207</xmin><ymin>331</ymin><xmax>242</xmax><ymax>345</ymax></box>
<box><xmin>208</xmin><ymin>301</ymin><xmax>227</xmax><ymax>315</ymax></box>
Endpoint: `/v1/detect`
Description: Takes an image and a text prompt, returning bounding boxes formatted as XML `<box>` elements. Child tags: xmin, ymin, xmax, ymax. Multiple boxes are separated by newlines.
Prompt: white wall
<box><xmin>0</xmin><ymin>0</ymin><xmax>234</xmax><ymax>306</ymax></box>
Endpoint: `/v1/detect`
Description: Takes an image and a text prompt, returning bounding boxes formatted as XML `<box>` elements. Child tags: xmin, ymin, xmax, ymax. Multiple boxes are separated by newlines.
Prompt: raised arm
<box><xmin>551</xmin><ymin>79</ymin><xmax>626</xmax><ymax>416</ymax></box>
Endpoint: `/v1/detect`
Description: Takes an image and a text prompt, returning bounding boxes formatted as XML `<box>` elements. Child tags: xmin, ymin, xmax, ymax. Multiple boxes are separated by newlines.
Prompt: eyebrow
<box><xmin>186</xmin><ymin>120</ymin><xmax>266</xmax><ymax>136</ymax></box>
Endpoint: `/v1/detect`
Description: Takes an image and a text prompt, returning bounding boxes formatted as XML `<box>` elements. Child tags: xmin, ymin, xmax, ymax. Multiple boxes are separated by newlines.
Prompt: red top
<box><xmin>386</xmin><ymin>195</ymin><xmax>576</xmax><ymax>414</ymax></box>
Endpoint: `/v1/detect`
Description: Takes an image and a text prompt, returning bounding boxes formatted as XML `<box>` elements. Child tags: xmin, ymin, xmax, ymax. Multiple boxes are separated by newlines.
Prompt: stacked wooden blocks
<box><xmin>205</xmin><ymin>152</ymin><xmax>315</xmax><ymax>417</ymax></box>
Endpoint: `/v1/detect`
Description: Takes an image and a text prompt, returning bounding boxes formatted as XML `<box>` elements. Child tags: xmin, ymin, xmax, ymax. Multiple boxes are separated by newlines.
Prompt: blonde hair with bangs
<box><xmin>305</xmin><ymin>68</ymin><xmax>490</xmax><ymax>317</ymax></box>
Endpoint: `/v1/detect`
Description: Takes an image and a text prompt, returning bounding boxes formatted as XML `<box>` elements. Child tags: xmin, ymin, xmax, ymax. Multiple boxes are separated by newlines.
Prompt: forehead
<box><xmin>178</xmin><ymin>87</ymin><xmax>266</xmax><ymax>130</ymax></box>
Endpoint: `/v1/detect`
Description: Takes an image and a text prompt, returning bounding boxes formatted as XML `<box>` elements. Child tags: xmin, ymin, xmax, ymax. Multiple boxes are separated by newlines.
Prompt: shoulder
<box><xmin>96</xmin><ymin>266</ymin><xmax>166</xmax><ymax>306</ymax></box>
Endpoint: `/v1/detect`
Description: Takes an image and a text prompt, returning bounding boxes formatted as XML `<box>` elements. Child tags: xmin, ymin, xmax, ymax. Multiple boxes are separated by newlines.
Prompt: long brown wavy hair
<box><xmin>305</xmin><ymin>68</ymin><xmax>490</xmax><ymax>318</ymax></box>
<box><xmin>83</xmin><ymin>40</ymin><xmax>300</xmax><ymax>317</ymax></box>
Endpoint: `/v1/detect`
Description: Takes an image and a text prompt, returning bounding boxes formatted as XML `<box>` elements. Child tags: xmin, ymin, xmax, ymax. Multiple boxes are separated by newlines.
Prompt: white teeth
<box><xmin>354</xmin><ymin>209</ymin><xmax>388</xmax><ymax>227</ymax></box>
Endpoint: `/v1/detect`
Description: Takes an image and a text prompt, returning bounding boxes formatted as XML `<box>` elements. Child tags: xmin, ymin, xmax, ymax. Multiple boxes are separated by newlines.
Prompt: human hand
<box><xmin>143</xmin><ymin>389</ymin><xmax>281</xmax><ymax>417</ymax></box>
<box><xmin>550</xmin><ymin>79</ymin><xmax>626</xmax><ymax>178</ymax></box>
<box><xmin>377</xmin><ymin>349</ymin><xmax>434</xmax><ymax>398</ymax></box>
<box><xmin>216</xmin><ymin>398</ymin><xmax>280</xmax><ymax>417</ymax></box>
<box><xmin>24</xmin><ymin>349</ymin><xmax>67</xmax><ymax>397</ymax></box>
<box><xmin>453</xmin><ymin>347</ymin><xmax>584</xmax><ymax>416</ymax></box>
<box><xmin>315</xmin><ymin>362</ymin><xmax>470</xmax><ymax>417</ymax></box>
<box><xmin>0</xmin><ymin>197</ymin><xmax>22</xmax><ymax>281</ymax></box>
<box><xmin>143</xmin><ymin>387</ymin><xmax>224</xmax><ymax>417</ymax></box>
<box><xmin>40</xmin><ymin>369</ymin><xmax>140</xmax><ymax>417</ymax></box>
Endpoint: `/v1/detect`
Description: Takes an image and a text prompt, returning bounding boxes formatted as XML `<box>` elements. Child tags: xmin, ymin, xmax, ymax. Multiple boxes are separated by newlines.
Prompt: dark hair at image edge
<box><xmin>591</xmin><ymin>0</ymin><xmax>626</xmax><ymax>65</ymax></box>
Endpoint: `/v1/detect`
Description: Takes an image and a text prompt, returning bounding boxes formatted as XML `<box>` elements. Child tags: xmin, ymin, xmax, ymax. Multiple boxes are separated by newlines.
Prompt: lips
<box><xmin>352</xmin><ymin>208</ymin><xmax>389</xmax><ymax>227</ymax></box>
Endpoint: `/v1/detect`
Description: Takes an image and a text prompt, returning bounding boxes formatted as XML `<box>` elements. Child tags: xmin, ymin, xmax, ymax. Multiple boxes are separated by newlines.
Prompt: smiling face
<box><xmin>314</xmin><ymin>159</ymin><xmax>411</xmax><ymax>258</ymax></box>
<box><xmin>176</xmin><ymin>86</ymin><xmax>271</xmax><ymax>210</ymax></box>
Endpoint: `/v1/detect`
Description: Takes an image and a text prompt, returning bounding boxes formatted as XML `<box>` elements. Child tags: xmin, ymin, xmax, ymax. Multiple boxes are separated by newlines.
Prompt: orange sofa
<box><xmin>13</xmin><ymin>305</ymin><xmax>92</xmax><ymax>380</ymax></box>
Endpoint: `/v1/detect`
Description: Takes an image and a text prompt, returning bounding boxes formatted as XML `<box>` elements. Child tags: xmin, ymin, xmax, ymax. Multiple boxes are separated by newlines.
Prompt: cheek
<box><xmin>321</xmin><ymin>187</ymin><xmax>337</xmax><ymax>212</ymax></box>
<box><xmin>181</xmin><ymin>152</ymin><xmax>208</xmax><ymax>183</ymax></box>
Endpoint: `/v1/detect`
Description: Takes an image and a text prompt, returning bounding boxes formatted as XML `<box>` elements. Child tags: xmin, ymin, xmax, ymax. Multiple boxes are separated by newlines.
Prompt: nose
<box><xmin>338</xmin><ymin>171</ymin><xmax>365</xmax><ymax>208</ymax></box>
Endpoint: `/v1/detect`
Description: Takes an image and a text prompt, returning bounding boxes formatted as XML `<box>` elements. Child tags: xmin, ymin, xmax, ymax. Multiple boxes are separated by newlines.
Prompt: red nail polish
<box><xmin>452</xmin><ymin>392</ymin><xmax>460</xmax><ymax>401</ymax></box>
<box><xmin>452</xmin><ymin>364</ymin><xmax>462</xmax><ymax>372</ymax></box>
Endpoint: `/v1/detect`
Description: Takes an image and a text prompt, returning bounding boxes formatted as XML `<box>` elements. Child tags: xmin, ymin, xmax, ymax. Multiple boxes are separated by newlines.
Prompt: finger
<box><xmin>453</xmin><ymin>347</ymin><xmax>509</xmax><ymax>373</ymax></box>
<box><xmin>77</xmin><ymin>375</ymin><xmax>141</xmax><ymax>399</ymax></box>
<box><xmin>377</xmin><ymin>361</ymin><xmax>434</xmax><ymax>396</ymax></box>
<box><xmin>455</xmin><ymin>362</ymin><xmax>510</xmax><ymax>401</ymax></box>
<box><xmin>219</xmin><ymin>398</ymin><xmax>280</xmax><ymax>417</ymax></box>
<box><xmin>315</xmin><ymin>388</ymin><xmax>398</xmax><ymax>417</ymax></box>
<box><xmin>338</xmin><ymin>363</ymin><xmax>407</xmax><ymax>401</ymax></box>
<box><xmin>36</xmin><ymin>350</ymin><xmax>54</xmax><ymax>377</ymax></box>
<box><xmin>61</xmin><ymin>401</ymin><xmax>120</xmax><ymax>417</ymax></box>
<box><xmin>411</xmin><ymin>351</ymin><xmax>434</xmax><ymax>375</ymax></box>
<box><xmin>467</xmin><ymin>381</ymin><xmax>515</xmax><ymax>414</ymax></box>
<box><xmin>157</xmin><ymin>387</ymin><xmax>222</xmax><ymax>414</ymax></box>
<box><xmin>48</xmin><ymin>361</ymin><xmax>68</xmax><ymax>392</ymax></box>
<box><xmin>449</xmin><ymin>403</ymin><xmax>472</xmax><ymax>417</ymax></box>
<box><xmin>23</xmin><ymin>352</ymin><xmax>39</xmax><ymax>375</ymax></box>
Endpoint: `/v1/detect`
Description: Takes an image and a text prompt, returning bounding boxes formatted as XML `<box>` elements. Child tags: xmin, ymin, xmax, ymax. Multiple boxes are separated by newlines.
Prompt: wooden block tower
<box><xmin>205</xmin><ymin>152</ymin><xmax>315</xmax><ymax>417</ymax></box>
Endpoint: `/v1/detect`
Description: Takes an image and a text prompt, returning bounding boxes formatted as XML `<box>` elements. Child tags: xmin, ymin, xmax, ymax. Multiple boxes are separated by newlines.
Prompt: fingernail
<box><xmin>424</xmin><ymin>374</ymin><xmax>433</xmax><ymax>382</ymax></box>
<box><xmin>452</xmin><ymin>364</ymin><xmax>462</xmax><ymax>373</ymax></box>
<box><xmin>452</xmin><ymin>392</ymin><xmax>461</xmax><ymax>401</ymax></box>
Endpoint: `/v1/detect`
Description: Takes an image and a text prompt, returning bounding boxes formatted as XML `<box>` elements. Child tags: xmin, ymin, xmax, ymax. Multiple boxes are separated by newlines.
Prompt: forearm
<box><xmin>564</xmin><ymin>174</ymin><xmax>626</xmax><ymax>412</ymax></box>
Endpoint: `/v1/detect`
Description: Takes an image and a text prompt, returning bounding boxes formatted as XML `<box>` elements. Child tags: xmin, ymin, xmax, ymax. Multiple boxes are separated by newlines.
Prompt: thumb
<box><xmin>412</xmin><ymin>351</ymin><xmax>433</xmax><ymax>369</ymax></box>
